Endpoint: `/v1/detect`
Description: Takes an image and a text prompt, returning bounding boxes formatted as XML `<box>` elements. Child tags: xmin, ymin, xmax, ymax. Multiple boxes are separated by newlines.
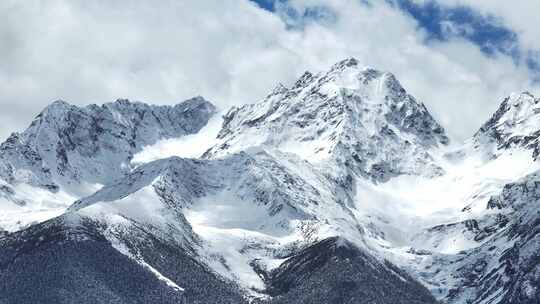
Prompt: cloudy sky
<box><xmin>1</xmin><ymin>0</ymin><xmax>539</xmax><ymax>142</ymax></box>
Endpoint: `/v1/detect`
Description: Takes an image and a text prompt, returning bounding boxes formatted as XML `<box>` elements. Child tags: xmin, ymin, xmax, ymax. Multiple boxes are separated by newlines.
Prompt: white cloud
<box><xmin>0</xmin><ymin>0</ymin><xmax>537</xmax><ymax>142</ymax></box>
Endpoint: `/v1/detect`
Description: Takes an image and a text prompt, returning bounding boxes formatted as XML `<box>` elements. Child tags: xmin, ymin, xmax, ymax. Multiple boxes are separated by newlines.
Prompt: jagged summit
<box><xmin>477</xmin><ymin>92</ymin><xmax>538</xmax><ymax>134</ymax></box>
<box><xmin>204</xmin><ymin>58</ymin><xmax>448</xmax><ymax>181</ymax></box>
<box><xmin>2</xmin><ymin>59</ymin><xmax>540</xmax><ymax>304</ymax></box>
<box><xmin>473</xmin><ymin>91</ymin><xmax>540</xmax><ymax>158</ymax></box>
<box><xmin>38</xmin><ymin>95</ymin><xmax>212</xmax><ymax>117</ymax></box>
<box><xmin>0</xmin><ymin>96</ymin><xmax>216</xmax><ymax>203</ymax></box>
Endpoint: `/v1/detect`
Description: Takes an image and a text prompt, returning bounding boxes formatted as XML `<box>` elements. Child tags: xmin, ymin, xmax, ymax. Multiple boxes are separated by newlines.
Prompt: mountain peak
<box><xmin>38</xmin><ymin>99</ymin><xmax>73</xmax><ymax>117</ymax></box>
<box><xmin>175</xmin><ymin>96</ymin><xmax>215</xmax><ymax>111</ymax></box>
<box><xmin>508</xmin><ymin>91</ymin><xmax>536</xmax><ymax>103</ymax></box>
<box><xmin>479</xmin><ymin>92</ymin><xmax>538</xmax><ymax>131</ymax></box>
<box><xmin>0</xmin><ymin>97</ymin><xmax>217</xmax><ymax>191</ymax></box>
<box><xmin>50</xmin><ymin>99</ymin><xmax>70</xmax><ymax>107</ymax></box>
<box><xmin>474</xmin><ymin>92</ymin><xmax>540</xmax><ymax>157</ymax></box>
<box><xmin>330</xmin><ymin>57</ymin><xmax>359</xmax><ymax>70</ymax></box>
<box><xmin>113</xmin><ymin>98</ymin><xmax>131</xmax><ymax>104</ymax></box>
<box><xmin>205</xmin><ymin>59</ymin><xmax>448</xmax><ymax>181</ymax></box>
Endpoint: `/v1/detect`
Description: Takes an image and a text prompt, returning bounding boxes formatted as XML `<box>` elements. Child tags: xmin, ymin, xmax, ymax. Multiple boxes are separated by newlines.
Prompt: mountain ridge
<box><xmin>1</xmin><ymin>58</ymin><xmax>539</xmax><ymax>304</ymax></box>
<box><xmin>204</xmin><ymin>58</ymin><xmax>448</xmax><ymax>182</ymax></box>
<box><xmin>0</xmin><ymin>96</ymin><xmax>216</xmax><ymax>232</ymax></box>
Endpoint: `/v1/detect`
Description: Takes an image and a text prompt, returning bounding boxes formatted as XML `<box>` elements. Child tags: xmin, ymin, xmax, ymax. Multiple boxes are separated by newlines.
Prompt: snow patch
<box><xmin>132</xmin><ymin>112</ymin><xmax>223</xmax><ymax>163</ymax></box>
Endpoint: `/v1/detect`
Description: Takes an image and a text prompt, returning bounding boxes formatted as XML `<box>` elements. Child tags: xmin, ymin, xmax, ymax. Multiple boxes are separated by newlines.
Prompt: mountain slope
<box><xmin>266</xmin><ymin>237</ymin><xmax>437</xmax><ymax>304</ymax></box>
<box><xmin>383</xmin><ymin>92</ymin><xmax>540</xmax><ymax>304</ymax></box>
<box><xmin>466</xmin><ymin>173</ymin><xmax>540</xmax><ymax>303</ymax></box>
<box><xmin>0</xmin><ymin>214</ymin><xmax>247</xmax><ymax>304</ymax></box>
<box><xmin>65</xmin><ymin>150</ymin><xmax>355</xmax><ymax>293</ymax></box>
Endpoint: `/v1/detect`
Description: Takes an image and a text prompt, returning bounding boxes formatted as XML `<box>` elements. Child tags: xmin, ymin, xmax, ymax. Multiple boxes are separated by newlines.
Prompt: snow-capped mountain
<box><xmin>0</xmin><ymin>96</ymin><xmax>215</xmax><ymax>189</ymax></box>
<box><xmin>0</xmin><ymin>59</ymin><xmax>539</xmax><ymax>304</ymax></box>
<box><xmin>0</xmin><ymin>150</ymin><xmax>438</xmax><ymax>303</ymax></box>
<box><xmin>392</xmin><ymin>93</ymin><xmax>540</xmax><ymax>304</ymax></box>
<box><xmin>369</xmin><ymin>91</ymin><xmax>540</xmax><ymax>304</ymax></box>
<box><xmin>204</xmin><ymin>58</ymin><xmax>448</xmax><ymax>181</ymax></box>
<box><xmin>474</xmin><ymin>92</ymin><xmax>540</xmax><ymax>159</ymax></box>
<box><xmin>0</xmin><ymin>97</ymin><xmax>215</xmax><ymax>231</ymax></box>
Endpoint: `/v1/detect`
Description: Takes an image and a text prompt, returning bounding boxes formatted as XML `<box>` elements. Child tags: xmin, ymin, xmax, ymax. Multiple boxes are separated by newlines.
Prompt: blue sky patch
<box><xmin>250</xmin><ymin>0</ymin><xmax>519</xmax><ymax>56</ymax></box>
<box><xmin>390</xmin><ymin>0</ymin><xmax>520</xmax><ymax>59</ymax></box>
<box><xmin>390</xmin><ymin>0</ymin><xmax>540</xmax><ymax>78</ymax></box>
<box><xmin>251</xmin><ymin>0</ymin><xmax>275</xmax><ymax>11</ymax></box>
<box><xmin>249</xmin><ymin>0</ymin><xmax>539</xmax><ymax>77</ymax></box>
